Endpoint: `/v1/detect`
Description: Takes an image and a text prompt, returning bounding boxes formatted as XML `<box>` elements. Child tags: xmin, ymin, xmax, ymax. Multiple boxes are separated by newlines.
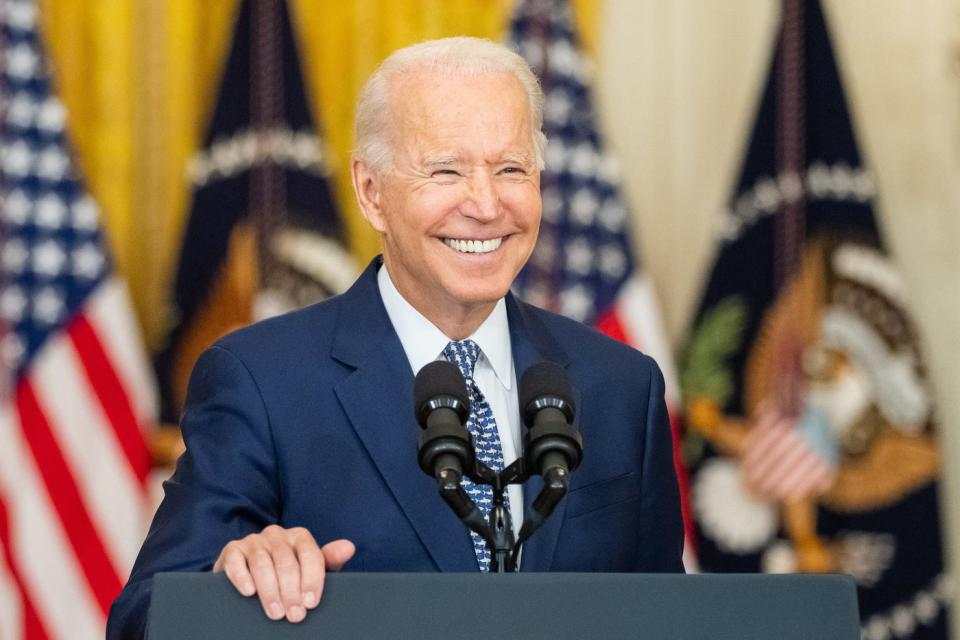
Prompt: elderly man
<box><xmin>108</xmin><ymin>37</ymin><xmax>683</xmax><ymax>638</ymax></box>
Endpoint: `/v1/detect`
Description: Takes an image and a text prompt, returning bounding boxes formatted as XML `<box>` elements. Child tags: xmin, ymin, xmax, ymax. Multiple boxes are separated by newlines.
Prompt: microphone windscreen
<box><xmin>414</xmin><ymin>360</ymin><xmax>469</xmax><ymax>412</ymax></box>
<box><xmin>519</xmin><ymin>361</ymin><xmax>575</xmax><ymax>417</ymax></box>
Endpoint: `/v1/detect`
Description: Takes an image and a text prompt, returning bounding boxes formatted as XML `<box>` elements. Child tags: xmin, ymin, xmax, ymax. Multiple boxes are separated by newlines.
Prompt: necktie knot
<box><xmin>443</xmin><ymin>339</ymin><xmax>481</xmax><ymax>380</ymax></box>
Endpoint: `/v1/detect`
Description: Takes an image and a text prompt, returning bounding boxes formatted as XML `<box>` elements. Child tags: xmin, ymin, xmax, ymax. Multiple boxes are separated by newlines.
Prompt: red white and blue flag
<box><xmin>507</xmin><ymin>0</ymin><xmax>696</xmax><ymax>568</ymax></box>
<box><xmin>0</xmin><ymin>1</ymin><xmax>156</xmax><ymax>638</ymax></box>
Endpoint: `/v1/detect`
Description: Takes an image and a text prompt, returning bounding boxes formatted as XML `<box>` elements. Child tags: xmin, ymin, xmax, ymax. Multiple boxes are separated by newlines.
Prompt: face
<box><xmin>352</xmin><ymin>69</ymin><xmax>541</xmax><ymax>333</ymax></box>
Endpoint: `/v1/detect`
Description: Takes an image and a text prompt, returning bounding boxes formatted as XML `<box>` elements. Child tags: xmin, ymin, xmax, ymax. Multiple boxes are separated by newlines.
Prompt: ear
<box><xmin>351</xmin><ymin>156</ymin><xmax>387</xmax><ymax>233</ymax></box>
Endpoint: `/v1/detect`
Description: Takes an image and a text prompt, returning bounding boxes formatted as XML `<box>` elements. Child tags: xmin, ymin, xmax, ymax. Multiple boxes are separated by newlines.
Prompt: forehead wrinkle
<box><xmin>386</xmin><ymin>68</ymin><xmax>536</xmax><ymax>170</ymax></box>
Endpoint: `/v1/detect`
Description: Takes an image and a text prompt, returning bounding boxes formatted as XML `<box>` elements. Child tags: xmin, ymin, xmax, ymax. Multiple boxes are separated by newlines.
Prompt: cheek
<box><xmin>415</xmin><ymin>185</ymin><xmax>470</xmax><ymax>222</ymax></box>
<box><xmin>499</xmin><ymin>183</ymin><xmax>541</xmax><ymax>226</ymax></box>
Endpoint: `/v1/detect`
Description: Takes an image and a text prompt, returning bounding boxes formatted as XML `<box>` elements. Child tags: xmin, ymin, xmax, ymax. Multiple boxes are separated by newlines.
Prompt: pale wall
<box><xmin>595</xmin><ymin>0</ymin><xmax>960</xmax><ymax>635</ymax></box>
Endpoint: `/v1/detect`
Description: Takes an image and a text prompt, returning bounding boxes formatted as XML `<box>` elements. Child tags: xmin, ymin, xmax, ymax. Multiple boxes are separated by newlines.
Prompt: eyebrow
<box><xmin>422</xmin><ymin>154</ymin><xmax>461</xmax><ymax>168</ymax></box>
<box><xmin>499</xmin><ymin>153</ymin><xmax>533</xmax><ymax>166</ymax></box>
<box><xmin>421</xmin><ymin>152</ymin><xmax>533</xmax><ymax>169</ymax></box>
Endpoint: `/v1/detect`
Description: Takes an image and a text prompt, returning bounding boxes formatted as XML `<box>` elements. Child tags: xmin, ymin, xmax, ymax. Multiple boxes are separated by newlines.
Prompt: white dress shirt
<box><xmin>377</xmin><ymin>265</ymin><xmax>524</xmax><ymax>536</ymax></box>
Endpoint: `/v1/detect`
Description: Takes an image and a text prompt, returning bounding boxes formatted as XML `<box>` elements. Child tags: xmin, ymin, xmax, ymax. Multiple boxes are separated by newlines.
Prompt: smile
<box><xmin>443</xmin><ymin>237</ymin><xmax>503</xmax><ymax>254</ymax></box>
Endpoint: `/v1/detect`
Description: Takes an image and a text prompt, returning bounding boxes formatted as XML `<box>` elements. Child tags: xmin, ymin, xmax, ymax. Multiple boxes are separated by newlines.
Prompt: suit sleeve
<box><xmin>107</xmin><ymin>345</ymin><xmax>281</xmax><ymax>640</ymax></box>
<box><xmin>635</xmin><ymin>356</ymin><xmax>685</xmax><ymax>572</ymax></box>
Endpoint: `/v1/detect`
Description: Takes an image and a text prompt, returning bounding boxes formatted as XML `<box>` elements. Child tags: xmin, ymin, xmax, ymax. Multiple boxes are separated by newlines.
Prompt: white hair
<box><xmin>354</xmin><ymin>36</ymin><xmax>547</xmax><ymax>172</ymax></box>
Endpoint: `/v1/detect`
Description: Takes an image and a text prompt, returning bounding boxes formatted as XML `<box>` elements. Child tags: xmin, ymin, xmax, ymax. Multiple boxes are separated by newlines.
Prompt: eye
<box><xmin>499</xmin><ymin>166</ymin><xmax>526</xmax><ymax>175</ymax></box>
<box><xmin>431</xmin><ymin>169</ymin><xmax>461</xmax><ymax>177</ymax></box>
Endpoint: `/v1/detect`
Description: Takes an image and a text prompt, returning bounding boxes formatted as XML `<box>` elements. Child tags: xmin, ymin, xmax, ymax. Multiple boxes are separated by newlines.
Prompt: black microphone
<box><xmin>519</xmin><ymin>362</ymin><xmax>583</xmax><ymax>479</ymax></box>
<box><xmin>414</xmin><ymin>360</ymin><xmax>472</xmax><ymax>482</ymax></box>
<box><xmin>414</xmin><ymin>361</ymin><xmax>494</xmax><ymax>545</ymax></box>
<box><xmin>514</xmin><ymin>362</ymin><xmax>583</xmax><ymax>549</ymax></box>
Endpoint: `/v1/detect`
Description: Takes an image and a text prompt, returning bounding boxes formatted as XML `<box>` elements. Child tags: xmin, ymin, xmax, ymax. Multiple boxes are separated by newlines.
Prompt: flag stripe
<box><xmin>32</xmin><ymin>327</ymin><xmax>147</xmax><ymax>574</ymax></box>
<box><xmin>667</xmin><ymin>411</ymin><xmax>698</xmax><ymax>562</ymax></box>
<box><xmin>614</xmin><ymin>275</ymin><xmax>682</xmax><ymax>405</ymax></box>
<box><xmin>778</xmin><ymin>455</ymin><xmax>831</xmax><ymax>499</ymax></box>
<box><xmin>744</xmin><ymin>422</ymin><xmax>799</xmax><ymax>475</ymax></box>
<box><xmin>0</xmin><ymin>496</ymin><xmax>49</xmax><ymax>640</ymax></box>
<box><xmin>84</xmin><ymin>280</ymin><xmax>158</xmax><ymax>424</ymax></box>
<box><xmin>68</xmin><ymin>314</ymin><xmax>151</xmax><ymax>485</ymax></box>
<box><xmin>741</xmin><ymin>413</ymin><xmax>782</xmax><ymax>461</ymax></box>
<box><xmin>0</xmin><ymin>407</ymin><xmax>104</xmax><ymax>640</ymax></box>
<box><xmin>14</xmin><ymin>381</ymin><xmax>122</xmax><ymax>617</ymax></box>
<box><xmin>752</xmin><ymin>444</ymin><xmax>811</xmax><ymax>494</ymax></box>
<box><xmin>594</xmin><ymin>307</ymin><xmax>630</xmax><ymax>343</ymax></box>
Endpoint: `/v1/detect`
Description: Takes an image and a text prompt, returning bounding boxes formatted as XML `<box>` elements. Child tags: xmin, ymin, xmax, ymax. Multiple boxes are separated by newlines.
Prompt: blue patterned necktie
<box><xmin>442</xmin><ymin>339</ymin><xmax>510</xmax><ymax>572</ymax></box>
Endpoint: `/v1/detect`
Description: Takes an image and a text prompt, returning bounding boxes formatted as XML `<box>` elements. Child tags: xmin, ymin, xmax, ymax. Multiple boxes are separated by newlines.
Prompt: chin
<box><xmin>446</xmin><ymin>278</ymin><xmax>512</xmax><ymax>307</ymax></box>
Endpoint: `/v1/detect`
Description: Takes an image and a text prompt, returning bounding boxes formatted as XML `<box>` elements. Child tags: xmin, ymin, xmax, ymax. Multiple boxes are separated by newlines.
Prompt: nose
<box><xmin>462</xmin><ymin>170</ymin><xmax>500</xmax><ymax>222</ymax></box>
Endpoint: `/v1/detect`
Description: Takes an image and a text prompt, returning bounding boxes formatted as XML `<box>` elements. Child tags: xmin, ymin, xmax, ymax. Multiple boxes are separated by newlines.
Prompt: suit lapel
<box><xmin>506</xmin><ymin>295</ymin><xmax>572</xmax><ymax>572</ymax></box>
<box><xmin>331</xmin><ymin>260</ymin><xmax>476</xmax><ymax>572</ymax></box>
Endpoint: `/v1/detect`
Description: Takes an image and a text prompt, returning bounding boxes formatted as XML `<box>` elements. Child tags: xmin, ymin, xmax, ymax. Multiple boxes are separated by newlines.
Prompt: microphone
<box><xmin>514</xmin><ymin>361</ymin><xmax>583</xmax><ymax>549</ymax></box>
<box><xmin>414</xmin><ymin>360</ymin><xmax>472</xmax><ymax>482</ymax></box>
<box><xmin>519</xmin><ymin>362</ymin><xmax>583</xmax><ymax>479</ymax></box>
<box><xmin>414</xmin><ymin>360</ymin><xmax>495</xmax><ymax>548</ymax></box>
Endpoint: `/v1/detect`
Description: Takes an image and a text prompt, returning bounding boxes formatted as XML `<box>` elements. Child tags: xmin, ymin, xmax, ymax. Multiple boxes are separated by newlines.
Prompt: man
<box><xmin>108</xmin><ymin>37</ymin><xmax>683</xmax><ymax>638</ymax></box>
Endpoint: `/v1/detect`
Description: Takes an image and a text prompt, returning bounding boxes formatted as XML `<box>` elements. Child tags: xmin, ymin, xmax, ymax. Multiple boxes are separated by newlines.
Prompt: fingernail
<box><xmin>288</xmin><ymin>605</ymin><xmax>306</xmax><ymax>622</ymax></box>
<box><xmin>241</xmin><ymin>580</ymin><xmax>255</xmax><ymax>596</ymax></box>
<box><xmin>303</xmin><ymin>591</ymin><xmax>317</xmax><ymax>608</ymax></box>
<box><xmin>267</xmin><ymin>602</ymin><xmax>284</xmax><ymax>620</ymax></box>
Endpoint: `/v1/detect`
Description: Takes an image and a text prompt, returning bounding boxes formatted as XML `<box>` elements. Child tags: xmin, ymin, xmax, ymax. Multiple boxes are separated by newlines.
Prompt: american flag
<box><xmin>0</xmin><ymin>1</ymin><xmax>156</xmax><ymax>638</ymax></box>
<box><xmin>507</xmin><ymin>0</ymin><xmax>695</xmax><ymax>567</ymax></box>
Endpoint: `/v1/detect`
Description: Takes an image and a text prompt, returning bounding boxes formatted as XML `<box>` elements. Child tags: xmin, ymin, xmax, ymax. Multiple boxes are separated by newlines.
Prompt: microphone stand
<box><xmin>431</xmin><ymin>455</ymin><xmax>571</xmax><ymax>573</ymax></box>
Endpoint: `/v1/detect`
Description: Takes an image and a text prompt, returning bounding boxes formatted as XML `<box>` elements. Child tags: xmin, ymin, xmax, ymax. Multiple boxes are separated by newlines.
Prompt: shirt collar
<box><xmin>377</xmin><ymin>264</ymin><xmax>513</xmax><ymax>390</ymax></box>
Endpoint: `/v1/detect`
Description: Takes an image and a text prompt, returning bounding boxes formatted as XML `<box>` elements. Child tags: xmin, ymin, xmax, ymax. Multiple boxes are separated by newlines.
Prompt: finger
<box><xmin>267</xmin><ymin>536</ymin><xmax>306</xmax><ymax>623</ymax></box>
<box><xmin>219</xmin><ymin>544</ymin><xmax>256</xmax><ymax>597</ymax></box>
<box><xmin>291</xmin><ymin>530</ymin><xmax>323</xmax><ymax>609</ymax></box>
<box><xmin>248</xmin><ymin>546</ymin><xmax>285</xmax><ymax>621</ymax></box>
<box><xmin>311</xmin><ymin>539</ymin><xmax>355</xmax><ymax>608</ymax></box>
<box><xmin>321</xmin><ymin>539</ymin><xmax>356</xmax><ymax>572</ymax></box>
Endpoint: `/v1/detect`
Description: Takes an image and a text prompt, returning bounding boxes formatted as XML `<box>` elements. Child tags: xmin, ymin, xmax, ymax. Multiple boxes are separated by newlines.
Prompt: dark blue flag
<box><xmin>680</xmin><ymin>1</ymin><xmax>950</xmax><ymax>637</ymax></box>
<box><xmin>157</xmin><ymin>0</ymin><xmax>355</xmax><ymax>420</ymax></box>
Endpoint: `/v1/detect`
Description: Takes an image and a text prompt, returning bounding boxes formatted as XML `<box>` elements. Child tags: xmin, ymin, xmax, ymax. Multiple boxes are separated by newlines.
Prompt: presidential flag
<box><xmin>156</xmin><ymin>0</ymin><xmax>355</xmax><ymax>421</ymax></box>
<box><xmin>507</xmin><ymin>0</ymin><xmax>695</xmax><ymax>567</ymax></box>
<box><xmin>0</xmin><ymin>0</ymin><xmax>156</xmax><ymax>638</ymax></box>
<box><xmin>680</xmin><ymin>1</ymin><xmax>950</xmax><ymax>637</ymax></box>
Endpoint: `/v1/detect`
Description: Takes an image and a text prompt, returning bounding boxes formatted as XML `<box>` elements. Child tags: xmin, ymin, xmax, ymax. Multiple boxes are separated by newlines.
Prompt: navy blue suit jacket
<box><xmin>108</xmin><ymin>260</ymin><xmax>683</xmax><ymax>639</ymax></box>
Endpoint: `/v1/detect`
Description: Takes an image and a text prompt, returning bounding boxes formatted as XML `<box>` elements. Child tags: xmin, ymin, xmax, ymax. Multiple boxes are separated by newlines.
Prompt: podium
<box><xmin>147</xmin><ymin>572</ymin><xmax>860</xmax><ymax>639</ymax></box>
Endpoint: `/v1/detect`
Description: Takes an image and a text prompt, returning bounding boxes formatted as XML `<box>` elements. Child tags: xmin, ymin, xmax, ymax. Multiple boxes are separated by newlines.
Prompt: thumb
<box><xmin>321</xmin><ymin>539</ymin><xmax>356</xmax><ymax>572</ymax></box>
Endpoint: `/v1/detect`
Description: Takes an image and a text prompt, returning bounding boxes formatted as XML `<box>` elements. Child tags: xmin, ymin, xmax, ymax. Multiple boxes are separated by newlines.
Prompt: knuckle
<box><xmin>274</xmin><ymin>556</ymin><xmax>299</xmax><ymax>572</ymax></box>
<box><xmin>225</xmin><ymin>553</ymin><xmax>247</xmax><ymax>572</ymax></box>
<box><xmin>250</xmin><ymin>550</ymin><xmax>274</xmax><ymax>571</ymax></box>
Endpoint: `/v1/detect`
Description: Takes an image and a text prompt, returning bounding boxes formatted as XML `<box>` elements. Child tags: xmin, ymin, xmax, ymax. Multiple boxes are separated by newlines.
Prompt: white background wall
<box><xmin>595</xmin><ymin>1</ymin><xmax>960</xmax><ymax>634</ymax></box>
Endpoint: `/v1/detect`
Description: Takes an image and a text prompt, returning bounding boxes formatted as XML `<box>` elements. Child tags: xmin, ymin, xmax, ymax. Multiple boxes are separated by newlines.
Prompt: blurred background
<box><xmin>1</xmin><ymin>0</ymin><xmax>958</xmax><ymax>638</ymax></box>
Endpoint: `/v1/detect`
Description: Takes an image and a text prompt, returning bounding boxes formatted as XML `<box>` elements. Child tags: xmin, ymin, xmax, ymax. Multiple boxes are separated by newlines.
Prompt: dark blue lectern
<box><xmin>147</xmin><ymin>572</ymin><xmax>860</xmax><ymax>639</ymax></box>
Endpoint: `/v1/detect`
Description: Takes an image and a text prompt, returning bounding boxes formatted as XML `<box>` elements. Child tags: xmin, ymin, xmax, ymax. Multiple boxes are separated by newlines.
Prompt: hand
<box><xmin>213</xmin><ymin>525</ymin><xmax>355</xmax><ymax>623</ymax></box>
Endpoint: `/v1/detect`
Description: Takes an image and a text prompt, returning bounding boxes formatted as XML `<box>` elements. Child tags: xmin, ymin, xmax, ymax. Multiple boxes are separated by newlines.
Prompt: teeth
<box><xmin>444</xmin><ymin>237</ymin><xmax>503</xmax><ymax>254</ymax></box>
